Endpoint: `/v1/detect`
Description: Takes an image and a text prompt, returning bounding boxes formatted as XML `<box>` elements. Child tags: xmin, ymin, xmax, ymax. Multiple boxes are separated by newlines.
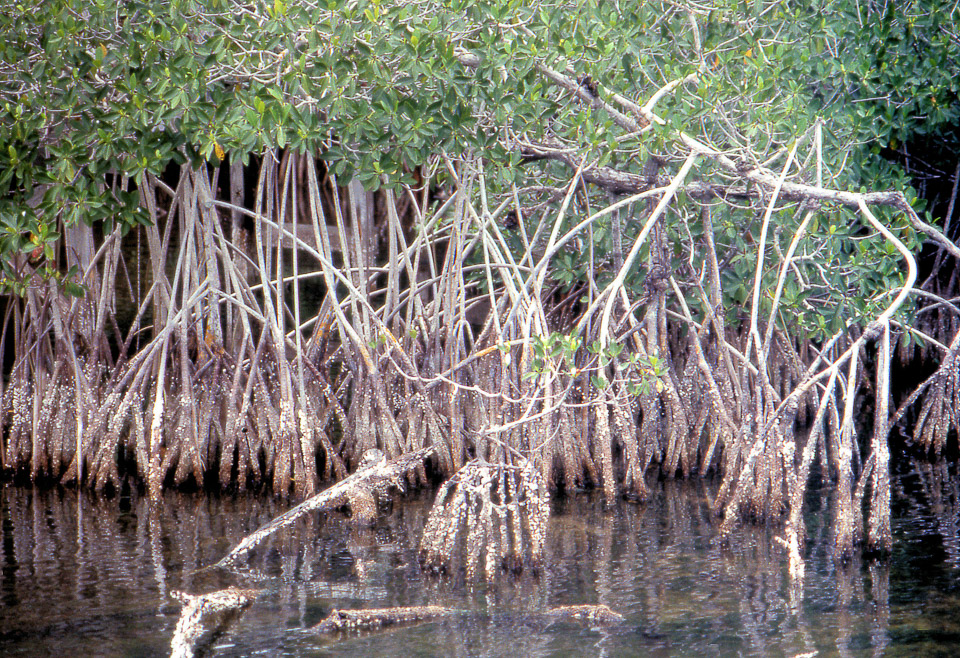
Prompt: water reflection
<box><xmin>1</xmin><ymin>462</ymin><xmax>959</xmax><ymax>656</ymax></box>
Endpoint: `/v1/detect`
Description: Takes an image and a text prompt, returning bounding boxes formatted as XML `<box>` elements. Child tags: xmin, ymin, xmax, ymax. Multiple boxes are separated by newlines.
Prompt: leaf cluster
<box><xmin>0</xmin><ymin>0</ymin><xmax>947</xmax><ymax>328</ymax></box>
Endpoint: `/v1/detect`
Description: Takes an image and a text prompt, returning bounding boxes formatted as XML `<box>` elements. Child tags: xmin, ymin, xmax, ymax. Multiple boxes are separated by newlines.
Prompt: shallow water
<box><xmin>1</xmin><ymin>461</ymin><xmax>960</xmax><ymax>657</ymax></box>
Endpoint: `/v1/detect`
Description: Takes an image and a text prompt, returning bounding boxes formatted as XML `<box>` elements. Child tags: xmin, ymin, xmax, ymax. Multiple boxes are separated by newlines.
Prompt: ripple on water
<box><xmin>2</xmin><ymin>466</ymin><xmax>960</xmax><ymax>656</ymax></box>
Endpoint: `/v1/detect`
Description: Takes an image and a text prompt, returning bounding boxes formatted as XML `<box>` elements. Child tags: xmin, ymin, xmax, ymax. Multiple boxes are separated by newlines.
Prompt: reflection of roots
<box><xmin>419</xmin><ymin>458</ymin><xmax>550</xmax><ymax>580</ymax></box>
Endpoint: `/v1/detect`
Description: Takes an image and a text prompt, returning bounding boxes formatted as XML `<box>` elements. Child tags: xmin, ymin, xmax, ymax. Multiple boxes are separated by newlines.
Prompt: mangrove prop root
<box><xmin>170</xmin><ymin>587</ymin><xmax>260</xmax><ymax>658</ymax></box>
<box><xmin>0</xmin><ymin>128</ymin><xmax>927</xmax><ymax>576</ymax></box>
<box><xmin>214</xmin><ymin>447</ymin><xmax>433</xmax><ymax>569</ymax></box>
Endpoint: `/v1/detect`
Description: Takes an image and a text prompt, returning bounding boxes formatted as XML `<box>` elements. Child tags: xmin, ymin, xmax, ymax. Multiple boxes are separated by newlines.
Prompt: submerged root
<box><xmin>593</xmin><ymin>393</ymin><xmax>617</xmax><ymax>507</ymax></box>
<box><xmin>543</xmin><ymin>604</ymin><xmax>625</xmax><ymax>625</ymax></box>
<box><xmin>612</xmin><ymin>381</ymin><xmax>650</xmax><ymax>501</ymax></box>
<box><xmin>311</xmin><ymin>603</ymin><xmax>623</xmax><ymax>636</ymax></box>
<box><xmin>313</xmin><ymin>605</ymin><xmax>455</xmax><ymax>633</ymax></box>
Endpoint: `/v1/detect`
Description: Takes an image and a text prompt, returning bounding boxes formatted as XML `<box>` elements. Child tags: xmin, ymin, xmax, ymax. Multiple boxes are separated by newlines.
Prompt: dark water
<box><xmin>2</xmin><ymin>461</ymin><xmax>960</xmax><ymax>657</ymax></box>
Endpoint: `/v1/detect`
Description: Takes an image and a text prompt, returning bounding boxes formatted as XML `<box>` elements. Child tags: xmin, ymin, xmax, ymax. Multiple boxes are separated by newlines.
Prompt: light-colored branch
<box><xmin>170</xmin><ymin>587</ymin><xmax>260</xmax><ymax>658</ymax></box>
<box><xmin>213</xmin><ymin>447</ymin><xmax>433</xmax><ymax>569</ymax></box>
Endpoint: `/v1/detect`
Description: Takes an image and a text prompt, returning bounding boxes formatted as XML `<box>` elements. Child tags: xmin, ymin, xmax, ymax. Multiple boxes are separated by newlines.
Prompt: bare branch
<box><xmin>213</xmin><ymin>447</ymin><xmax>434</xmax><ymax>569</ymax></box>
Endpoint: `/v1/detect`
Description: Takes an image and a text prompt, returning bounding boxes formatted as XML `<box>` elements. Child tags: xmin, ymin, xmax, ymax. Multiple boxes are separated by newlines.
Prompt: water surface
<box><xmin>2</xmin><ymin>461</ymin><xmax>960</xmax><ymax>656</ymax></box>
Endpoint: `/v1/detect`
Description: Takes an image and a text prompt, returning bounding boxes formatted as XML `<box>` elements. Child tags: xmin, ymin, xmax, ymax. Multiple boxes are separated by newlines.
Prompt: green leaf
<box><xmin>590</xmin><ymin>375</ymin><xmax>608</xmax><ymax>390</ymax></box>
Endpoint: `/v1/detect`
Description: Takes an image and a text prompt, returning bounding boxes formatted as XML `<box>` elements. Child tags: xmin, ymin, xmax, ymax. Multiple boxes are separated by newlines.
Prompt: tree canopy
<box><xmin>1</xmin><ymin>0</ymin><xmax>956</xmax><ymax>304</ymax></box>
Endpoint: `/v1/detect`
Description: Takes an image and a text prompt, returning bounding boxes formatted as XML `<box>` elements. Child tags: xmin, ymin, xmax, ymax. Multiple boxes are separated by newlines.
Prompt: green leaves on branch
<box><xmin>524</xmin><ymin>331</ymin><xmax>665</xmax><ymax>396</ymax></box>
<box><xmin>526</xmin><ymin>332</ymin><xmax>581</xmax><ymax>380</ymax></box>
<box><xmin>0</xmin><ymin>0</ymin><xmax>945</xmax><ymax>314</ymax></box>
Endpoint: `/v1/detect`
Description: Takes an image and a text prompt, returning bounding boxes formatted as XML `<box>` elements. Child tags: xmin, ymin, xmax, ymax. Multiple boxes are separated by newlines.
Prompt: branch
<box><xmin>476</xmin><ymin>51</ymin><xmax>960</xmax><ymax>260</ymax></box>
<box><xmin>518</xmin><ymin>136</ymin><xmax>960</xmax><ymax>260</ymax></box>
<box><xmin>518</xmin><ymin>138</ymin><xmax>656</xmax><ymax>194</ymax></box>
<box><xmin>213</xmin><ymin>447</ymin><xmax>434</xmax><ymax>569</ymax></box>
<box><xmin>533</xmin><ymin>63</ymin><xmax>647</xmax><ymax>133</ymax></box>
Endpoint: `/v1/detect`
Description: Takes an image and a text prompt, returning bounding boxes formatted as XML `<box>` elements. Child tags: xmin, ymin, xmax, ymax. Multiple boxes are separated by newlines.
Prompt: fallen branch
<box><xmin>170</xmin><ymin>587</ymin><xmax>260</xmax><ymax>658</ymax></box>
<box><xmin>213</xmin><ymin>447</ymin><xmax>434</xmax><ymax>569</ymax></box>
